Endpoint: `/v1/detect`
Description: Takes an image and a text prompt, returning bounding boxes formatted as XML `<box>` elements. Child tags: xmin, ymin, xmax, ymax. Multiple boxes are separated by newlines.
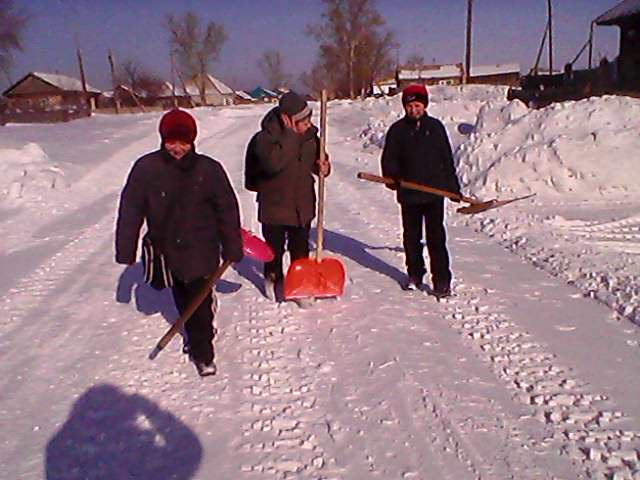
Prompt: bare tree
<box><xmin>405</xmin><ymin>53</ymin><xmax>425</xmax><ymax>69</ymax></box>
<box><xmin>300</xmin><ymin>62</ymin><xmax>330</xmax><ymax>99</ymax></box>
<box><xmin>117</xmin><ymin>59</ymin><xmax>165</xmax><ymax>98</ymax></box>
<box><xmin>166</xmin><ymin>11</ymin><xmax>227</xmax><ymax>104</ymax></box>
<box><xmin>307</xmin><ymin>0</ymin><xmax>396</xmax><ymax>98</ymax></box>
<box><xmin>0</xmin><ymin>0</ymin><xmax>28</xmax><ymax>83</ymax></box>
<box><xmin>258</xmin><ymin>50</ymin><xmax>290</xmax><ymax>90</ymax></box>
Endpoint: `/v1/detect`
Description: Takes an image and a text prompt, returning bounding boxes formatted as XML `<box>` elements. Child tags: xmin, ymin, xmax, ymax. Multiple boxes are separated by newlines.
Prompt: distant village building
<box><xmin>249</xmin><ymin>86</ymin><xmax>279</xmax><ymax>102</ymax></box>
<box><xmin>371</xmin><ymin>78</ymin><xmax>397</xmax><ymax>96</ymax></box>
<box><xmin>2</xmin><ymin>72</ymin><xmax>100</xmax><ymax>111</ymax></box>
<box><xmin>234</xmin><ymin>90</ymin><xmax>257</xmax><ymax>105</ymax></box>
<box><xmin>595</xmin><ymin>0</ymin><xmax>640</xmax><ymax>90</ymax></box>
<box><xmin>396</xmin><ymin>64</ymin><xmax>463</xmax><ymax>89</ymax></box>
<box><xmin>188</xmin><ymin>73</ymin><xmax>235</xmax><ymax>106</ymax></box>
<box><xmin>396</xmin><ymin>63</ymin><xmax>520</xmax><ymax>90</ymax></box>
<box><xmin>1</xmin><ymin>72</ymin><xmax>100</xmax><ymax>123</ymax></box>
<box><xmin>468</xmin><ymin>63</ymin><xmax>521</xmax><ymax>86</ymax></box>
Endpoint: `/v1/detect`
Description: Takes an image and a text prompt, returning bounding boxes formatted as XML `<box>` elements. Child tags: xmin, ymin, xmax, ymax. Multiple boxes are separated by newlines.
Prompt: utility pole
<box><xmin>464</xmin><ymin>0</ymin><xmax>474</xmax><ymax>84</ymax></box>
<box><xmin>548</xmin><ymin>0</ymin><xmax>554</xmax><ymax>75</ymax></box>
<box><xmin>108</xmin><ymin>50</ymin><xmax>121</xmax><ymax>114</ymax></box>
<box><xmin>76</xmin><ymin>47</ymin><xmax>91</xmax><ymax>110</ymax></box>
<box><xmin>588</xmin><ymin>21</ymin><xmax>594</xmax><ymax>69</ymax></box>
<box><xmin>170</xmin><ymin>53</ymin><xmax>178</xmax><ymax>107</ymax></box>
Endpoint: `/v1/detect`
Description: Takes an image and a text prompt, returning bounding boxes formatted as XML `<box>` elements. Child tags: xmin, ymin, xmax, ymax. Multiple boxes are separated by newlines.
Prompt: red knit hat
<box><xmin>402</xmin><ymin>84</ymin><xmax>429</xmax><ymax>106</ymax></box>
<box><xmin>159</xmin><ymin>109</ymin><xmax>197</xmax><ymax>144</ymax></box>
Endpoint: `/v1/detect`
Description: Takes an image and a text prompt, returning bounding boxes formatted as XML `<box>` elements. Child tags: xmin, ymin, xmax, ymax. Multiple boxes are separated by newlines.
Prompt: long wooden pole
<box><xmin>107</xmin><ymin>50</ymin><xmax>121</xmax><ymax>114</ymax></box>
<box><xmin>464</xmin><ymin>0</ymin><xmax>473</xmax><ymax>84</ymax></box>
<box><xmin>588</xmin><ymin>21</ymin><xmax>594</xmax><ymax>69</ymax></box>
<box><xmin>548</xmin><ymin>0</ymin><xmax>554</xmax><ymax>75</ymax></box>
<box><xmin>76</xmin><ymin>48</ymin><xmax>90</xmax><ymax>110</ymax></box>
<box><xmin>148</xmin><ymin>260</ymin><xmax>232</xmax><ymax>360</ymax></box>
<box><xmin>316</xmin><ymin>90</ymin><xmax>328</xmax><ymax>261</ymax></box>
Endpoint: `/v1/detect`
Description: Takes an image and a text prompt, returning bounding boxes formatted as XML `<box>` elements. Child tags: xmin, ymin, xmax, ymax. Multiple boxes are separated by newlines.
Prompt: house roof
<box><xmin>249</xmin><ymin>86</ymin><xmax>278</xmax><ymax>98</ymax></box>
<box><xmin>595</xmin><ymin>0</ymin><xmax>640</xmax><ymax>25</ymax></box>
<box><xmin>190</xmin><ymin>73</ymin><xmax>234</xmax><ymax>95</ymax></box>
<box><xmin>235</xmin><ymin>90</ymin><xmax>255</xmax><ymax>100</ymax></box>
<box><xmin>397</xmin><ymin>64</ymin><xmax>462</xmax><ymax>80</ymax></box>
<box><xmin>202</xmin><ymin>74</ymin><xmax>233</xmax><ymax>95</ymax></box>
<box><xmin>3</xmin><ymin>71</ymin><xmax>100</xmax><ymax>96</ymax></box>
<box><xmin>470</xmin><ymin>63</ymin><xmax>520</xmax><ymax>77</ymax></box>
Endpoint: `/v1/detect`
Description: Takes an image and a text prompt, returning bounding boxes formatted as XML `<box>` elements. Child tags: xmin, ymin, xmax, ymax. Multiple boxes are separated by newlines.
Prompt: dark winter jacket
<box><xmin>115</xmin><ymin>148</ymin><xmax>243</xmax><ymax>282</ymax></box>
<box><xmin>381</xmin><ymin>114</ymin><xmax>461</xmax><ymax>205</ymax></box>
<box><xmin>249</xmin><ymin>107</ymin><xmax>322</xmax><ymax>226</ymax></box>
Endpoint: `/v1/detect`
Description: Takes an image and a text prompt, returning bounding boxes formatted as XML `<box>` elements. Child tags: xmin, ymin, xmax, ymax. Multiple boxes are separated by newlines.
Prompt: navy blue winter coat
<box><xmin>381</xmin><ymin>114</ymin><xmax>461</xmax><ymax>205</ymax></box>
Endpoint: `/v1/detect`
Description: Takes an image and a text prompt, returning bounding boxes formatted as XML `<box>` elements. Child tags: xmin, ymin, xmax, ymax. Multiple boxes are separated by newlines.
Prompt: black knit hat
<box><xmin>279</xmin><ymin>91</ymin><xmax>311</xmax><ymax>122</ymax></box>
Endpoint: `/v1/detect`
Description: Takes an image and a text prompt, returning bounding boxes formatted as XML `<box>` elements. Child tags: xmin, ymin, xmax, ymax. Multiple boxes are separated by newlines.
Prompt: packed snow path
<box><xmin>1</xmin><ymin>101</ymin><xmax>639</xmax><ymax>480</ymax></box>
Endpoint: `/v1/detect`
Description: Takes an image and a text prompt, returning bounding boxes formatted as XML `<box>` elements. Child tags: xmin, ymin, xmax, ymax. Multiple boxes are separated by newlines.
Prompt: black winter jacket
<box><xmin>115</xmin><ymin>148</ymin><xmax>243</xmax><ymax>281</ymax></box>
<box><xmin>381</xmin><ymin>114</ymin><xmax>461</xmax><ymax>205</ymax></box>
<box><xmin>250</xmin><ymin>107</ymin><xmax>321</xmax><ymax>226</ymax></box>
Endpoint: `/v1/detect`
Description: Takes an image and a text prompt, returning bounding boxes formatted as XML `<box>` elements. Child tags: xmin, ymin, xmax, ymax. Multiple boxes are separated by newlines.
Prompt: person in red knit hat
<box><xmin>381</xmin><ymin>84</ymin><xmax>462</xmax><ymax>297</ymax></box>
<box><xmin>116</xmin><ymin>109</ymin><xmax>243</xmax><ymax>376</ymax></box>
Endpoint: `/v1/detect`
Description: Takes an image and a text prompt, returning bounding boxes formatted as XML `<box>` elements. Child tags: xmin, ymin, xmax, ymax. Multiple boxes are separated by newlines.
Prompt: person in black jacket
<box><xmin>116</xmin><ymin>109</ymin><xmax>243</xmax><ymax>376</ymax></box>
<box><xmin>245</xmin><ymin>91</ymin><xmax>330</xmax><ymax>302</ymax></box>
<box><xmin>381</xmin><ymin>84</ymin><xmax>461</xmax><ymax>296</ymax></box>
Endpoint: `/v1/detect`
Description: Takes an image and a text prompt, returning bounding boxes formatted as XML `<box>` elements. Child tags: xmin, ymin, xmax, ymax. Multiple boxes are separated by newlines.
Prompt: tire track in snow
<box><xmin>228</xmin><ymin>298</ymin><xmax>342</xmax><ymax>479</ymax></box>
<box><xmin>322</xmin><ymin>156</ymin><xmax>583</xmax><ymax>478</ymax></box>
<box><xmin>436</xmin><ymin>285</ymin><xmax>640</xmax><ymax>479</ymax></box>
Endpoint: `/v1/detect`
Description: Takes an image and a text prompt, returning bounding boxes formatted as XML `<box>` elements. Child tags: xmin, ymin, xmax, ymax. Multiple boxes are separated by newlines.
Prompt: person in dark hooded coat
<box><xmin>115</xmin><ymin>109</ymin><xmax>243</xmax><ymax>376</ymax></box>
<box><xmin>245</xmin><ymin>91</ymin><xmax>330</xmax><ymax>301</ymax></box>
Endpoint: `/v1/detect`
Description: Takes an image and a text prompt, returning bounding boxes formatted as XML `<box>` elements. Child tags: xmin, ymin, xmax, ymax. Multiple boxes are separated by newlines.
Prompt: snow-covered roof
<box><xmin>398</xmin><ymin>64</ymin><xmax>461</xmax><ymax>80</ymax></box>
<box><xmin>249</xmin><ymin>86</ymin><xmax>279</xmax><ymax>98</ymax></box>
<box><xmin>30</xmin><ymin>72</ymin><xmax>100</xmax><ymax>93</ymax></box>
<box><xmin>374</xmin><ymin>78</ymin><xmax>397</xmax><ymax>86</ymax></box>
<box><xmin>202</xmin><ymin>74</ymin><xmax>233</xmax><ymax>95</ymax></box>
<box><xmin>235</xmin><ymin>90</ymin><xmax>255</xmax><ymax>100</ymax></box>
<box><xmin>595</xmin><ymin>0</ymin><xmax>640</xmax><ymax>25</ymax></box>
<box><xmin>470</xmin><ymin>63</ymin><xmax>520</xmax><ymax>77</ymax></box>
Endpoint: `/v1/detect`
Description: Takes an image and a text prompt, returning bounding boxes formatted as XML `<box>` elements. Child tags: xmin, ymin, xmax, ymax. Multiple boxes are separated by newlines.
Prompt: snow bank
<box><xmin>0</xmin><ymin>143</ymin><xmax>66</xmax><ymax>201</ymax></box>
<box><xmin>457</xmin><ymin>95</ymin><xmax>640</xmax><ymax>198</ymax></box>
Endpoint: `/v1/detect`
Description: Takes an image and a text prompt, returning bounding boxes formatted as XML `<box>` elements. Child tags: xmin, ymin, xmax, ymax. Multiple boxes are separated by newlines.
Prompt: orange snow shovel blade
<box><xmin>284</xmin><ymin>257</ymin><xmax>346</xmax><ymax>299</ymax></box>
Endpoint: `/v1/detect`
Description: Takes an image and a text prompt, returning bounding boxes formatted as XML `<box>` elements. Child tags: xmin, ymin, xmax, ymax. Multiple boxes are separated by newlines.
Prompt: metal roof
<box><xmin>595</xmin><ymin>0</ymin><xmax>640</xmax><ymax>25</ymax></box>
<box><xmin>5</xmin><ymin>72</ymin><xmax>101</xmax><ymax>95</ymax></box>
<box><xmin>470</xmin><ymin>63</ymin><xmax>520</xmax><ymax>77</ymax></box>
<box><xmin>398</xmin><ymin>64</ymin><xmax>461</xmax><ymax>80</ymax></box>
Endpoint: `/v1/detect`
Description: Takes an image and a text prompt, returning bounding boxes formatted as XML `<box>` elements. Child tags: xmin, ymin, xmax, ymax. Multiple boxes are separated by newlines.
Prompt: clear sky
<box><xmin>9</xmin><ymin>0</ymin><xmax>621</xmax><ymax>91</ymax></box>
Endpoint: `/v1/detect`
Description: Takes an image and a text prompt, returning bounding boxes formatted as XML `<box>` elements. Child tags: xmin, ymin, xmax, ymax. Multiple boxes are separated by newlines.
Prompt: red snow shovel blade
<box><xmin>241</xmin><ymin>228</ymin><xmax>275</xmax><ymax>262</ymax></box>
<box><xmin>284</xmin><ymin>257</ymin><xmax>346</xmax><ymax>299</ymax></box>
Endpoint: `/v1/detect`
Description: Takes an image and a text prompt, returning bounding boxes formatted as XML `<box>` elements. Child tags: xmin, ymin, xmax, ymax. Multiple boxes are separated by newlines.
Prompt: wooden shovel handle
<box><xmin>149</xmin><ymin>259</ymin><xmax>233</xmax><ymax>360</ymax></box>
<box><xmin>357</xmin><ymin>172</ymin><xmax>480</xmax><ymax>204</ymax></box>
<box><xmin>316</xmin><ymin>90</ymin><xmax>328</xmax><ymax>260</ymax></box>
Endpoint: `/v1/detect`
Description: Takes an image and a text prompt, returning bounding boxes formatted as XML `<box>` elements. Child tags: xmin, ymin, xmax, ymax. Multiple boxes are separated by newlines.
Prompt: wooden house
<box><xmin>2</xmin><ymin>72</ymin><xmax>100</xmax><ymax>111</ymax></box>
<box><xmin>469</xmin><ymin>64</ymin><xmax>521</xmax><ymax>86</ymax></box>
<box><xmin>187</xmin><ymin>73</ymin><xmax>235</xmax><ymax>106</ymax></box>
<box><xmin>249</xmin><ymin>86</ymin><xmax>279</xmax><ymax>102</ymax></box>
<box><xmin>396</xmin><ymin>64</ymin><xmax>463</xmax><ymax>89</ymax></box>
<box><xmin>595</xmin><ymin>0</ymin><xmax>640</xmax><ymax>90</ymax></box>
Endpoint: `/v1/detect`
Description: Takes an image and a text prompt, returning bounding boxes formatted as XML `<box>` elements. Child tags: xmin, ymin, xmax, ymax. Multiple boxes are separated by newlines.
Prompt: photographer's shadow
<box><xmin>46</xmin><ymin>383</ymin><xmax>202</xmax><ymax>480</ymax></box>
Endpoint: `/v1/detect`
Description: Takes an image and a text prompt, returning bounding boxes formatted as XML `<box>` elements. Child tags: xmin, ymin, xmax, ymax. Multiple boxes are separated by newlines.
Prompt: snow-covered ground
<box><xmin>1</xmin><ymin>87</ymin><xmax>639</xmax><ymax>479</ymax></box>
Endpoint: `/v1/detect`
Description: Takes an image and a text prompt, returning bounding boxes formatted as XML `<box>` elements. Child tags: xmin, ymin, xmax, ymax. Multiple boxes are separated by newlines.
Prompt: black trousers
<box><xmin>171</xmin><ymin>276</ymin><xmax>215</xmax><ymax>364</ymax></box>
<box><xmin>400</xmin><ymin>200</ymin><xmax>452</xmax><ymax>288</ymax></box>
<box><xmin>261</xmin><ymin>223</ymin><xmax>310</xmax><ymax>281</ymax></box>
